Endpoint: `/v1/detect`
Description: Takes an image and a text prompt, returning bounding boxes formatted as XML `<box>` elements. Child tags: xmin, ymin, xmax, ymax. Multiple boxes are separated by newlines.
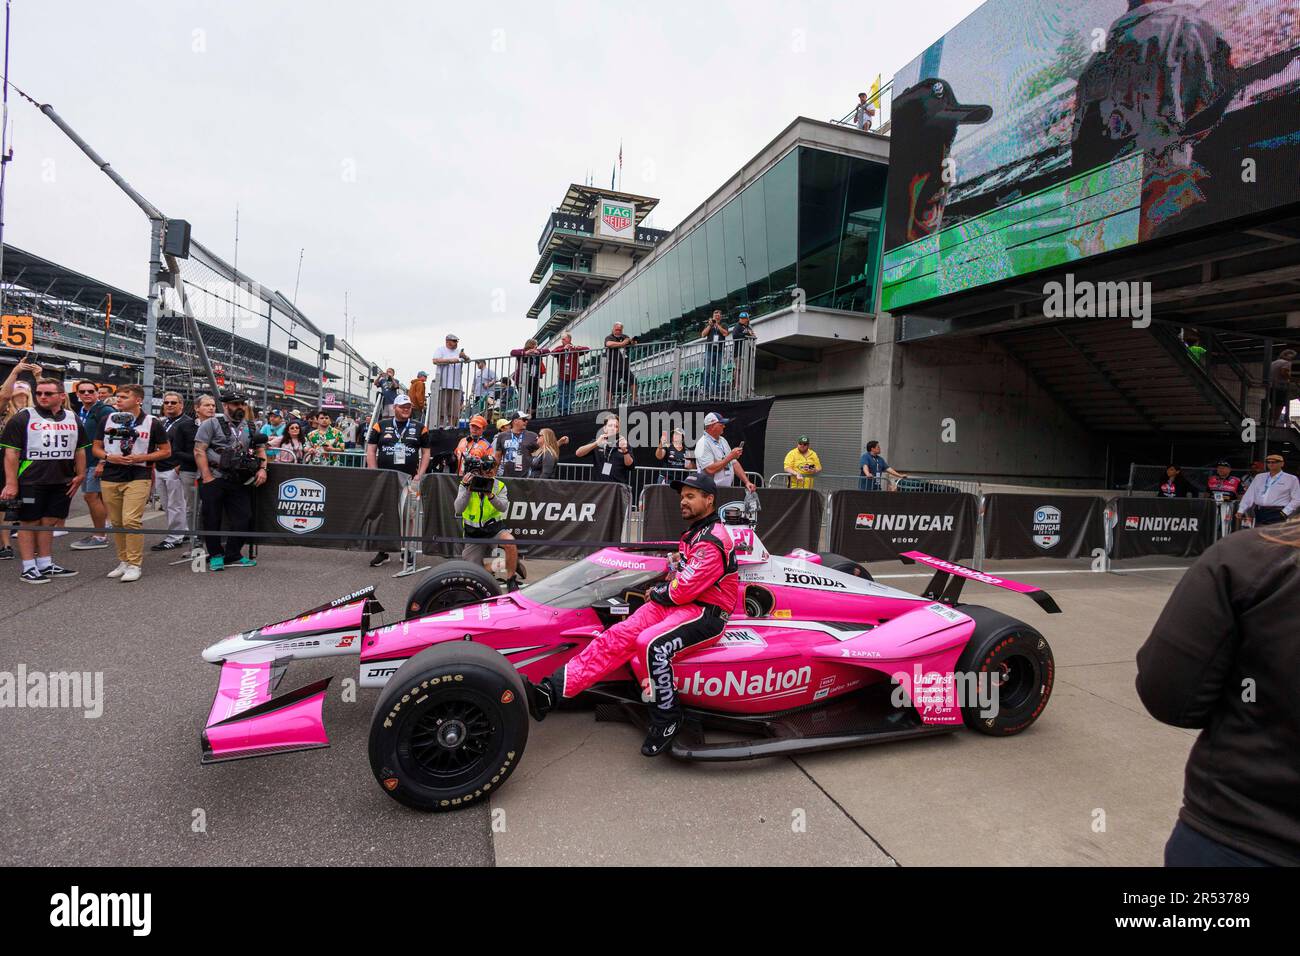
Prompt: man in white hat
<box><xmin>693</xmin><ymin>412</ymin><xmax>754</xmax><ymax>491</ymax></box>
<box><xmin>431</xmin><ymin>333</ymin><xmax>470</xmax><ymax>428</ymax></box>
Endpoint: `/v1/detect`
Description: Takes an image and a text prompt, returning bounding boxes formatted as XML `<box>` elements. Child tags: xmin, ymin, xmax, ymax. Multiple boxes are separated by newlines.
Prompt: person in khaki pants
<box><xmin>92</xmin><ymin>384</ymin><xmax>170</xmax><ymax>582</ymax></box>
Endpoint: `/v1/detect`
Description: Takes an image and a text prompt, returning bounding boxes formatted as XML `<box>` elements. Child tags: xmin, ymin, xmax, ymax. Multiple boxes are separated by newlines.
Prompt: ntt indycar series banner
<box><xmin>252</xmin><ymin>464</ymin><xmax>405</xmax><ymax>550</ymax></box>
<box><xmin>983</xmin><ymin>493</ymin><xmax>1106</xmax><ymax>560</ymax></box>
<box><xmin>1111</xmin><ymin>496</ymin><xmax>1215</xmax><ymax>559</ymax></box>
<box><xmin>828</xmin><ymin>491</ymin><xmax>977</xmax><ymax>562</ymax></box>
<box><xmin>420</xmin><ymin>474</ymin><xmax>630</xmax><ymax>560</ymax></box>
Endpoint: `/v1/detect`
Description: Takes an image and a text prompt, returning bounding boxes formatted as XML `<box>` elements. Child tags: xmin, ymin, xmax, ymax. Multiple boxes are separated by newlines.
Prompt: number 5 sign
<box><xmin>1</xmin><ymin>314</ymin><xmax>34</xmax><ymax>349</ymax></box>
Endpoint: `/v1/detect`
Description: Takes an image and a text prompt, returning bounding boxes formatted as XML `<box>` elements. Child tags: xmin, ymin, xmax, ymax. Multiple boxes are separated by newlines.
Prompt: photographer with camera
<box><xmin>456</xmin><ymin>445</ymin><xmax>523</xmax><ymax>591</ymax></box>
<box><xmin>91</xmin><ymin>384</ymin><xmax>171</xmax><ymax>583</ymax></box>
<box><xmin>193</xmin><ymin>391</ymin><xmax>269</xmax><ymax>571</ymax></box>
<box><xmin>1</xmin><ymin>377</ymin><xmax>90</xmax><ymax>583</ymax></box>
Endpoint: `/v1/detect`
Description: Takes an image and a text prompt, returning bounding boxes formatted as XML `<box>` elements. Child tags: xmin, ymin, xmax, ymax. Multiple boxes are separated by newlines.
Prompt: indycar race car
<box><xmin>199</xmin><ymin>507</ymin><xmax>1060</xmax><ymax>812</ymax></box>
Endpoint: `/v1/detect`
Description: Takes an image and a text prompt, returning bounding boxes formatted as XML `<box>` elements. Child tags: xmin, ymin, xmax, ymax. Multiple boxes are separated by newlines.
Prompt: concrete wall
<box><xmin>864</xmin><ymin>313</ymin><xmax>1104</xmax><ymax>481</ymax></box>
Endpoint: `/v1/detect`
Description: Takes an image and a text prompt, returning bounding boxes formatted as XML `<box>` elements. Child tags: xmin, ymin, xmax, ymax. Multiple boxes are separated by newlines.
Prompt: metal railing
<box><xmin>766</xmin><ymin>471</ymin><xmax>979</xmax><ymax>495</ymax></box>
<box><xmin>831</xmin><ymin>80</ymin><xmax>893</xmax><ymax>135</ymax></box>
<box><xmin>421</xmin><ymin>337</ymin><xmax>759</xmax><ymax>429</ymax></box>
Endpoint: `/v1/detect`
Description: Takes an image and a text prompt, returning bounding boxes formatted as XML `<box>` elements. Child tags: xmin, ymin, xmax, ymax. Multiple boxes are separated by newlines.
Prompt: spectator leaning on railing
<box><xmin>853</xmin><ymin>91</ymin><xmax>877</xmax><ymax>131</ymax></box>
<box><xmin>860</xmin><ymin>440</ymin><xmax>906</xmax><ymax>491</ymax></box>
<box><xmin>1155</xmin><ymin>464</ymin><xmax>1196</xmax><ymax>498</ymax></box>
<box><xmin>549</xmin><ymin>332</ymin><xmax>587</xmax><ymax>416</ymax></box>
<box><xmin>432</xmin><ymin>333</ymin><xmax>471</xmax><ymax>427</ymax></box>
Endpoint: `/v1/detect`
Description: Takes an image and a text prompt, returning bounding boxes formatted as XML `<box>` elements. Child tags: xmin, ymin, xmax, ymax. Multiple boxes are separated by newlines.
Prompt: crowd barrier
<box><xmin>640</xmin><ymin>485</ymin><xmax>822</xmax><ymax>555</ymax></box>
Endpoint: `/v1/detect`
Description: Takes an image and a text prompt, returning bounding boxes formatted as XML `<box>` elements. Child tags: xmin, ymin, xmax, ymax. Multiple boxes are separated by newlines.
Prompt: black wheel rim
<box><xmin>425</xmin><ymin>585</ymin><xmax>486</xmax><ymax>614</ymax></box>
<box><xmin>993</xmin><ymin>651</ymin><xmax>1037</xmax><ymax>711</ymax></box>
<box><xmin>405</xmin><ymin>697</ymin><xmax>498</xmax><ymax>781</ymax></box>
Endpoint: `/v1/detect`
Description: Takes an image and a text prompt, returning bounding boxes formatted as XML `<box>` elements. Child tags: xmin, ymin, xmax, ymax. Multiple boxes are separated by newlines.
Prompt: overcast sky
<box><xmin>7</xmin><ymin>0</ymin><xmax>982</xmax><ymax>381</ymax></box>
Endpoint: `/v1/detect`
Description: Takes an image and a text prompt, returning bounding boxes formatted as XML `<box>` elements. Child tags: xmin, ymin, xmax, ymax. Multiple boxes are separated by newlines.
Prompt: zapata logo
<box><xmin>276</xmin><ymin>477</ymin><xmax>326</xmax><ymax>534</ymax></box>
<box><xmin>601</xmin><ymin>202</ymin><xmax>633</xmax><ymax>232</ymax></box>
<box><xmin>1032</xmin><ymin>505</ymin><xmax>1062</xmax><ymax>550</ymax></box>
<box><xmin>855</xmin><ymin>513</ymin><xmax>876</xmax><ymax>529</ymax></box>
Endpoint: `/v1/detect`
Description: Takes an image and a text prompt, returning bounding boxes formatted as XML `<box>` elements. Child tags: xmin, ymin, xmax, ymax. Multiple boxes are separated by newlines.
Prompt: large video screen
<box><xmin>881</xmin><ymin>0</ymin><xmax>1300</xmax><ymax>311</ymax></box>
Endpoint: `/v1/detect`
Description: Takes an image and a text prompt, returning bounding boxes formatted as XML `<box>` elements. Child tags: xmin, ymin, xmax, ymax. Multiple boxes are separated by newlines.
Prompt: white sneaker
<box><xmin>107</xmin><ymin>561</ymin><xmax>130</xmax><ymax>578</ymax></box>
<box><xmin>120</xmin><ymin>565</ymin><xmax>142</xmax><ymax>582</ymax></box>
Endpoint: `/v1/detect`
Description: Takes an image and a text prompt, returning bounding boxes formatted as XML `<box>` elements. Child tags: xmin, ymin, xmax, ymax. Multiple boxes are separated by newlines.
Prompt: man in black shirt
<box><xmin>604</xmin><ymin>322</ymin><xmax>637</xmax><ymax>406</ymax></box>
<box><xmin>729</xmin><ymin>310</ymin><xmax>756</xmax><ymax>392</ymax></box>
<box><xmin>576</xmin><ymin>414</ymin><xmax>633</xmax><ymax>484</ymax></box>
<box><xmin>1</xmin><ymin>377</ymin><xmax>90</xmax><ymax>583</ymax></box>
<box><xmin>365</xmin><ymin>393</ymin><xmax>430</xmax><ymax>567</ymax></box>
<box><xmin>151</xmin><ymin>391</ymin><xmax>195</xmax><ymax>552</ymax></box>
<box><xmin>68</xmin><ymin>378</ymin><xmax>114</xmax><ymax>551</ymax></box>
<box><xmin>93</xmin><ymin>384</ymin><xmax>170</xmax><ymax>582</ymax></box>
<box><xmin>700</xmin><ymin>310</ymin><xmax>728</xmax><ymax>399</ymax></box>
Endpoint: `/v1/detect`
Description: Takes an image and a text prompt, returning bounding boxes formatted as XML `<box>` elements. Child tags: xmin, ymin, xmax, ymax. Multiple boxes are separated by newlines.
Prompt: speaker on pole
<box><xmin>163</xmin><ymin>219</ymin><xmax>192</xmax><ymax>258</ymax></box>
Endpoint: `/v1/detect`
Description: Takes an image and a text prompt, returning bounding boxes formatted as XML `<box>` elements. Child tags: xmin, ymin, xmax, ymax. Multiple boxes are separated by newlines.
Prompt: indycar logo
<box><xmin>782</xmin><ymin>569</ymin><xmax>846</xmax><ymax>589</ymax></box>
<box><xmin>856</xmin><ymin>512</ymin><xmax>954</xmax><ymax>532</ymax></box>
<box><xmin>276</xmin><ymin>477</ymin><xmax>326</xmax><ymax>534</ymax></box>
<box><xmin>1032</xmin><ymin>505</ymin><xmax>1061</xmax><ymax>550</ymax></box>
<box><xmin>1124</xmin><ymin>515</ymin><xmax>1198</xmax><ymax>532</ymax></box>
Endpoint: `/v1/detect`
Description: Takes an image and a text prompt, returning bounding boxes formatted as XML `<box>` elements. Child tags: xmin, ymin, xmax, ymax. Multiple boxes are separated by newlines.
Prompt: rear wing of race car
<box><xmin>899</xmin><ymin>551</ymin><xmax>1061</xmax><ymax>614</ymax></box>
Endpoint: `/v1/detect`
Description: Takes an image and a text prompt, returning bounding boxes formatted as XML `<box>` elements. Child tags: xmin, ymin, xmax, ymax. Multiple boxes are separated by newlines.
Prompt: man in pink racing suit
<box><xmin>527</xmin><ymin>472</ymin><xmax>738</xmax><ymax>756</ymax></box>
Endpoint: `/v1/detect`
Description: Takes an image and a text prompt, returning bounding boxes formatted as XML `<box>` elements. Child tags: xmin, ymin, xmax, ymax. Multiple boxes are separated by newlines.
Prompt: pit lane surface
<box><xmin>1</xmin><ymin>506</ymin><xmax>1194</xmax><ymax>866</ymax></box>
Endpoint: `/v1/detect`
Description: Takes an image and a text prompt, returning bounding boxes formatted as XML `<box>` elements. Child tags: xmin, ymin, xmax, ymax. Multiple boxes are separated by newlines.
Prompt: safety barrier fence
<box><xmin>11</xmin><ymin>466</ymin><xmax>1267</xmax><ymax>579</ymax></box>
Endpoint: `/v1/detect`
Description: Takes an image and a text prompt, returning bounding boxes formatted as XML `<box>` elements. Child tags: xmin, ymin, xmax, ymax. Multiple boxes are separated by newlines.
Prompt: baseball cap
<box><xmin>892</xmin><ymin>78</ymin><xmax>992</xmax><ymax>144</ymax></box>
<box><xmin>672</xmin><ymin>472</ymin><xmax>718</xmax><ymax>496</ymax></box>
<box><xmin>393</xmin><ymin>394</ymin><xmax>413</xmax><ymax>407</ymax></box>
<box><xmin>703</xmin><ymin>412</ymin><xmax>729</xmax><ymax>427</ymax></box>
<box><xmin>417</xmin><ymin>371</ymin><xmax>428</xmax><ymax>378</ymax></box>
<box><xmin>445</xmin><ymin>332</ymin><xmax>459</xmax><ymax>341</ymax></box>
<box><xmin>1214</xmin><ymin>459</ymin><xmax>1231</xmax><ymax>467</ymax></box>
<box><xmin>509</xmin><ymin>409</ymin><xmax>525</xmax><ymax>422</ymax></box>
<box><xmin>739</xmin><ymin>311</ymin><xmax>750</xmax><ymax>319</ymax></box>
<box><xmin>496</xmin><ymin>418</ymin><xmax>508</xmax><ymax>430</ymax></box>
<box><xmin>468</xmin><ymin>414</ymin><xmax>487</xmax><ymax>428</ymax></box>
<box><xmin>798</xmin><ymin>435</ymin><xmax>809</xmax><ymax>443</ymax></box>
<box><xmin>1265</xmin><ymin>454</ymin><xmax>1285</xmax><ymax>463</ymax></box>
<box><xmin>220</xmin><ymin>390</ymin><xmax>247</xmax><ymax>403</ymax></box>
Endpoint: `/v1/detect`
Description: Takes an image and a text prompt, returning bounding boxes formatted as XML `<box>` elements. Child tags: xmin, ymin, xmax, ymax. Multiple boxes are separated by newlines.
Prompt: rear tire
<box><xmin>368</xmin><ymin>641</ymin><xmax>529</xmax><ymax>812</ymax></box>
<box><xmin>815</xmin><ymin>552</ymin><xmax>874</xmax><ymax>581</ymax></box>
<box><xmin>955</xmin><ymin>605</ymin><xmax>1054</xmax><ymax>736</ymax></box>
<box><xmin>405</xmin><ymin>560</ymin><xmax>501</xmax><ymax>619</ymax></box>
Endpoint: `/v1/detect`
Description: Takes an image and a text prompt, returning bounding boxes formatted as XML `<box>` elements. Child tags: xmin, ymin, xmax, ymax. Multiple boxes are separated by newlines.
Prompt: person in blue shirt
<box><xmin>258</xmin><ymin>409</ymin><xmax>287</xmax><ymax>446</ymax></box>
<box><xmin>859</xmin><ymin>440</ymin><xmax>907</xmax><ymax>491</ymax></box>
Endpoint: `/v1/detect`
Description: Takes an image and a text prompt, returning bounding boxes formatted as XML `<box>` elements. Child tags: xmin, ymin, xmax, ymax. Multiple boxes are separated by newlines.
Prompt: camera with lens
<box><xmin>105</xmin><ymin>412</ymin><xmax>140</xmax><ymax>454</ymax></box>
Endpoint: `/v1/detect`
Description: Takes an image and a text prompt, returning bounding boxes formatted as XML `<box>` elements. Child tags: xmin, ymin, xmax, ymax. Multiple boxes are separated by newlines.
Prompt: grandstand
<box><xmin>1</xmin><ymin>243</ymin><xmax>374</xmax><ymax>414</ymax></box>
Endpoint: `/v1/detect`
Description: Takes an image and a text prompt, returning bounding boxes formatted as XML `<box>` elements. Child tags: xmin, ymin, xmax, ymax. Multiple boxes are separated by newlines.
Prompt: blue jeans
<box><xmin>556</xmin><ymin>379</ymin><xmax>576</xmax><ymax>416</ymax></box>
<box><xmin>1164</xmin><ymin>820</ymin><xmax>1270</xmax><ymax>867</ymax></box>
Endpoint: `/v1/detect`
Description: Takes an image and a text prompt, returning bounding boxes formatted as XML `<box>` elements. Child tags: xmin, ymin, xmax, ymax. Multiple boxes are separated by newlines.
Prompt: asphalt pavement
<box><xmin>1</xmin><ymin>502</ymin><xmax>1195</xmax><ymax>866</ymax></box>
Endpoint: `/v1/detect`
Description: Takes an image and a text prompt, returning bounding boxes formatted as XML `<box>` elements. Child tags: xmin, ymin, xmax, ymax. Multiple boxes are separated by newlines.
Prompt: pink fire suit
<box><xmin>554</xmin><ymin>512</ymin><xmax>738</xmax><ymax>721</ymax></box>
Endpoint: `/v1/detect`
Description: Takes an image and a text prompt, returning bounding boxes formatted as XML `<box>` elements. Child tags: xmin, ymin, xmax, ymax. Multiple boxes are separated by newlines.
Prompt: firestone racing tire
<box><xmin>368</xmin><ymin>641</ymin><xmax>529</xmax><ymax>812</ymax></box>
<box><xmin>815</xmin><ymin>552</ymin><xmax>874</xmax><ymax>581</ymax></box>
<box><xmin>954</xmin><ymin>605</ymin><xmax>1054</xmax><ymax>736</ymax></box>
<box><xmin>405</xmin><ymin>559</ymin><xmax>501</xmax><ymax>619</ymax></box>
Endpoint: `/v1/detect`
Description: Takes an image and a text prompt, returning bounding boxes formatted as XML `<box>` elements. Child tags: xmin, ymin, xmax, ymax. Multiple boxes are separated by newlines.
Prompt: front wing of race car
<box><xmin>199</xmin><ymin>587</ymin><xmax>378</xmax><ymax>764</ymax></box>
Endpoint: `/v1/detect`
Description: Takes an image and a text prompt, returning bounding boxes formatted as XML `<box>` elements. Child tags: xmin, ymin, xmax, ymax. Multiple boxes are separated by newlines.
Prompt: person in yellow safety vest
<box><xmin>454</xmin><ymin>447</ymin><xmax>523</xmax><ymax>590</ymax></box>
<box><xmin>783</xmin><ymin>436</ymin><xmax>822</xmax><ymax>489</ymax></box>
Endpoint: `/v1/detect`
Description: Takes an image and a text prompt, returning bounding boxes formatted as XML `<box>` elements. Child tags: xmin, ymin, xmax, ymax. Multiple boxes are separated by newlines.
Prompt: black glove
<box><xmin>648</xmin><ymin>582</ymin><xmax>674</xmax><ymax>606</ymax></box>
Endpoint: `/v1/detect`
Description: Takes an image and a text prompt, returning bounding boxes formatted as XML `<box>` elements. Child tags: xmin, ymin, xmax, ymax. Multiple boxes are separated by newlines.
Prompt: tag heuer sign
<box><xmin>1032</xmin><ymin>505</ymin><xmax>1062</xmax><ymax>549</ymax></box>
<box><xmin>597</xmin><ymin>200</ymin><xmax>635</xmax><ymax>238</ymax></box>
<box><xmin>276</xmin><ymin>477</ymin><xmax>326</xmax><ymax>534</ymax></box>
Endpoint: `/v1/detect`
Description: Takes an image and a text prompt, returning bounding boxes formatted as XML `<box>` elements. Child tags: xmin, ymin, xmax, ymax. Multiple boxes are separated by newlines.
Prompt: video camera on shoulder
<box><xmin>462</xmin><ymin>454</ymin><xmax>495</xmax><ymax>493</ymax></box>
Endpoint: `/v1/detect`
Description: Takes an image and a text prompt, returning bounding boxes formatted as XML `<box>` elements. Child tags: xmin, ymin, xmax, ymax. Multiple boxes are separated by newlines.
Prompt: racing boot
<box><xmin>641</xmin><ymin>709</ymin><xmax>683</xmax><ymax>758</ymax></box>
<box><xmin>523</xmin><ymin>668</ymin><xmax>563</xmax><ymax>721</ymax></box>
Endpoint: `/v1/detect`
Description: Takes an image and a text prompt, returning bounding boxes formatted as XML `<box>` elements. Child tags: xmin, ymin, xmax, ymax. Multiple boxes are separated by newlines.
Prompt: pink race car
<box><xmin>199</xmin><ymin>514</ymin><xmax>1060</xmax><ymax>812</ymax></box>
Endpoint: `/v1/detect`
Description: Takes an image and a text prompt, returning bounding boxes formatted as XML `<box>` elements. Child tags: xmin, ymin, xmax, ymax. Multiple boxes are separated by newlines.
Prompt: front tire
<box><xmin>368</xmin><ymin>642</ymin><xmax>529</xmax><ymax>812</ymax></box>
<box><xmin>955</xmin><ymin>605</ymin><xmax>1054</xmax><ymax>736</ymax></box>
<box><xmin>405</xmin><ymin>559</ymin><xmax>501</xmax><ymax>619</ymax></box>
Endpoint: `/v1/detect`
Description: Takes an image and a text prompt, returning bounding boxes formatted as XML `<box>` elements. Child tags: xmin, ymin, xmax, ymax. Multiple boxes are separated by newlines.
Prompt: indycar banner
<box><xmin>252</xmin><ymin>464</ymin><xmax>405</xmax><ymax>550</ymax></box>
<box><xmin>1110</xmin><ymin>496</ymin><xmax>1216</xmax><ymax>559</ymax></box>
<box><xmin>983</xmin><ymin>493</ymin><xmax>1105</xmax><ymax>559</ymax></box>
<box><xmin>420</xmin><ymin>474</ymin><xmax>630</xmax><ymax>560</ymax></box>
<box><xmin>640</xmin><ymin>485</ymin><xmax>822</xmax><ymax>554</ymax></box>
<box><xmin>828</xmin><ymin>491</ymin><xmax>977</xmax><ymax>562</ymax></box>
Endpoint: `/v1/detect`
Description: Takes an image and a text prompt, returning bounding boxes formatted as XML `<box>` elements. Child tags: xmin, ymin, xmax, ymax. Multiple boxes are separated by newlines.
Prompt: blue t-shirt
<box><xmin>260</xmin><ymin>423</ymin><xmax>286</xmax><ymax>439</ymax></box>
<box><xmin>859</xmin><ymin>452</ymin><xmax>888</xmax><ymax>491</ymax></box>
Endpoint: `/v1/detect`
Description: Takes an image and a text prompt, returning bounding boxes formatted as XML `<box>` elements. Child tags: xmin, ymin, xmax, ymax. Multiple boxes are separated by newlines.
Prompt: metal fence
<box><xmin>766</xmin><ymin>472</ymin><xmax>979</xmax><ymax>495</ymax></box>
<box><xmin>423</xmin><ymin>337</ymin><xmax>759</xmax><ymax>429</ymax></box>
